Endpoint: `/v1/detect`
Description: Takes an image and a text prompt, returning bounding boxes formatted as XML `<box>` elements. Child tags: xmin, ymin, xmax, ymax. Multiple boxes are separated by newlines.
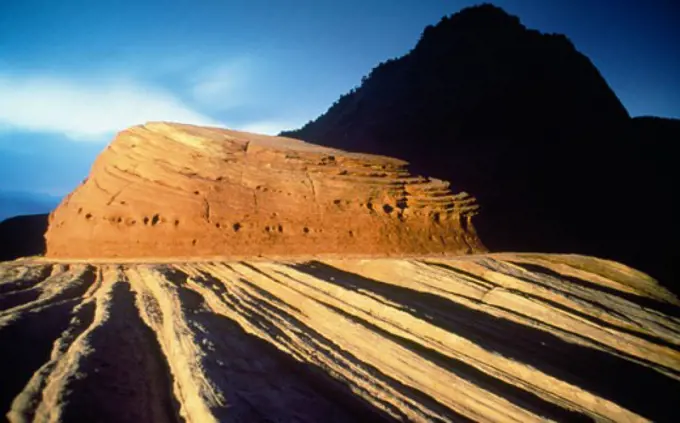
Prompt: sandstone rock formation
<box><xmin>1</xmin><ymin>254</ymin><xmax>679</xmax><ymax>422</ymax></box>
<box><xmin>45</xmin><ymin>122</ymin><xmax>483</xmax><ymax>258</ymax></box>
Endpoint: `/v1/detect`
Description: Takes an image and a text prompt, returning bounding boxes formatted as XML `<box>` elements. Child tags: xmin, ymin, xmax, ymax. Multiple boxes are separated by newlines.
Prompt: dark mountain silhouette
<box><xmin>282</xmin><ymin>4</ymin><xmax>676</xmax><ymax>288</ymax></box>
<box><xmin>0</xmin><ymin>214</ymin><xmax>49</xmax><ymax>261</ymax></box>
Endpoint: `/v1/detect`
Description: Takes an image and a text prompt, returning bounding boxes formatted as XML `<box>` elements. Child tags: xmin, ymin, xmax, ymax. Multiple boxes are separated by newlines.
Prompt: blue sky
<box><xmin>0</xmin><ymin>0</ymin><xmax>678</xmax><ymax>200</ymax></box>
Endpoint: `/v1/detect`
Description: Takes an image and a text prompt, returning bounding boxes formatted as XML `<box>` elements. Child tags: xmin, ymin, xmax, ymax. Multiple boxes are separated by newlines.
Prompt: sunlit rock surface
<box><xmin>45</xmin><ymin>122</ymin><xmax>483</xmax><ymax>258</ymax></box>
<box><xmin>1</xmin><ymin>253</ymin><xmax>679</xmax><ymax>422</ymax></box>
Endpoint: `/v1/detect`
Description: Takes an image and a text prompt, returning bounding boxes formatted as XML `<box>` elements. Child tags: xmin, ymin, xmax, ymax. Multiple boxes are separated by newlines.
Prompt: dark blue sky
<box><xmin>0</xmin><ymin>0</ymin><xmax>678</xmax><ymax>200</ymax></box>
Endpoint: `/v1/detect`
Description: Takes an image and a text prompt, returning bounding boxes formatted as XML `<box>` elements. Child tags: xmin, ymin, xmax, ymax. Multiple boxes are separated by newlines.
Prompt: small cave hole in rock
<box><xmin>383</xmin><ymin>204</ymin><xmax>394</xmax><ymax>214</ymax></box>
<box><xmin>151</xmin><ymin>214</ymin><xmax>160</xmax><ymax>226</ymax></box>
<box><xmin>193</xmin><ymin>190</ymin><xmax>200</xmax><ymax>195</ymax></box>
<box><xmin>303</xmin><ymin>227</ymin><xmax>310</xmax><ymax>234</ymax></box>
<box><xmin>143</xmin><ymin>216</ymin><xmax>150</xmax><ymax>225</ymax></box>
<box><xmin>265</xmin><ymin>226</ymin><xmax>271</xmax><ymax>232</ymax></box>
<box><xmin>233</xmin><ymin>222</ymin><xmax>242</xmax><ymax>232</ymax></box>
<box><xmin>77</xmin><ymin>207</ymin><xmax>83</xmax><ymax>214</ymax></box>
<box><xmin>116</xmin><ymin>217</ymin><xmax>122</xmax><ymax>223</ymax></box>
<box><xmin>215</xmin><ymin>223</ymin><xmax>221</xmax><ymax>229</ymax></box>
<box><xmin>366</xmin><ymin>202</ymin><xmax>374</xmax><ymax>211</ymax></box>
<box><xmin>120</xmin><ymin>200</ymin><xmax>126</xmax><ymax>205</ymax></box>
<box><xmin>348</xmin><ymin>230</ymin><xmax>354</xmax><ymax>237</ymax></box>
<box><xmin>277</xmin><ymin>224</ymin><xmax>283</xmax><ymax>233</ymax></box>
<box><xmin>192</xmin><ymin>239</ymin><xmax>197</xmax><ymax>246</ymax></box>
<box><xmin>174</xmin><ymin>219</ymin><xmax>180</xmax><ymax>226</ymax></box>
<box><xmin>85</xmin><ymin>213</ymin><xmax>93</xmax><ymax>220</ymax></box>
<box><xmin>333</xmin><ymin>199</ymin><xmax>342</xmax><ymax>205</ymax></box>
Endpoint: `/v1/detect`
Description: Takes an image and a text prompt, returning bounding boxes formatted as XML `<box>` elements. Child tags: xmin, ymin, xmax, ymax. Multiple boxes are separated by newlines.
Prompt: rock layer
<box><xmin>1</xmin><ymin>254</ymin><xmax>679</xmax><ymax>422</ymax></box>
<box><xmin>45</xmin><ymin>122</ymin><xmax>483</xmax><ymax>258</ymax></box>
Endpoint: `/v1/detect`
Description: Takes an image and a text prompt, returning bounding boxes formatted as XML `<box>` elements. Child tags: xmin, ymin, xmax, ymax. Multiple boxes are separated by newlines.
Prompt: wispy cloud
<box><xmin>0</xmin><ymin>73</ymin><xmax>222</xmax><ymax>141</ymax></box>
<box><xmin>187</xmin><ymin>58</ymin><xmax>304</xmax><ymax>134</ymax></box>
<box><xmin>189</xmin><ymin>58</ymin><xmax>254</xmax><ymax>110</ymax></box>
<box><xmin>238</xmin><ymin>120</ymin><xmax>292</xmax><ymax>135</ymax></box>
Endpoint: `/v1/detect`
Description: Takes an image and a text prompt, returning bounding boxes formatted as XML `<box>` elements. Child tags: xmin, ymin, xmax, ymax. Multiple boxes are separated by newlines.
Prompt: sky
<box><xmin>0</xmin><ymin>0</ymin><xmax>678</xmax><ymax>204</ymax></box>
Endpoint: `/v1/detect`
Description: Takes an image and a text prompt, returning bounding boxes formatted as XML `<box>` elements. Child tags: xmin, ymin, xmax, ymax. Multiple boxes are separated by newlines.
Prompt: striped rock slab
<box><xmin>1</xmin><ymin>253</ymin><xmax>679</xmax><ymax>422</ymax></box>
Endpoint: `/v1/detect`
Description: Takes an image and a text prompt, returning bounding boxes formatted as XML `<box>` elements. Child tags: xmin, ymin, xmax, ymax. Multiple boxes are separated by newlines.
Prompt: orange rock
<box><xmin>45</xmin><ymin>122</ymin><xmax>484</xmax><ymax>258</ymax></box>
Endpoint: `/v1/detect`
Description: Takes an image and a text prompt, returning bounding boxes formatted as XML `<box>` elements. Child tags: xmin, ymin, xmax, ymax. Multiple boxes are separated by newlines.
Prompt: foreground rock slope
<box><xmin>45</xmin><ymin>122</ymin><xmax>483</xmax><ymax>258</ymax></box>
<box><xmin>1</xmin><ymin>253</ymin><xmax>679</xmax><ymax>422</ymax></box>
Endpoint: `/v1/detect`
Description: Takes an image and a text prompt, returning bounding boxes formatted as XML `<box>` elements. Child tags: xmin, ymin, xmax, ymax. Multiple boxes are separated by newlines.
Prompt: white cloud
<box><xmin>237</xmin><ymin>120</ymin><xmax>294</xmax><ymax>136</ymax></box>
<box><xmin>0</xmin><ymin>73</ymin><xmax>222</xmax><ymax>141</ymax></box>
<box><xmin>190</xmin><ymin>58</ymin><xmax>254</xmax><ymax>109</ymax></box>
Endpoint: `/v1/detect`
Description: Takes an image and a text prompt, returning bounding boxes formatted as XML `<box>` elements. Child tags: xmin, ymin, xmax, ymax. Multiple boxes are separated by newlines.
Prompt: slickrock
<box><xmin>45</xmin><ymin>122</ymin><xmax>483</xmax><ymax>258</ymax></box>
<box><xmin>1</xmin><ymin>253</ymin><xmax>679</xmax><ymax>422</ymax></box>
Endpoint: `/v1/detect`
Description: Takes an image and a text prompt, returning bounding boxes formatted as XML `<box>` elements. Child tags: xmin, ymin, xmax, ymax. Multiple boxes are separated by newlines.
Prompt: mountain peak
<box><xmin>417</xmin><ymin>3</ymin><xmax>578</xmax><ymax>52</ymax></box>
<box><xmin>280</xmin><ymin>4</ymin><xmax>670</xmax><ymax>281</ymax></box>
<box><xmin>431</xmin><ymin>3</ymin><xmax>523</xmax><ymax>33</ymax></box>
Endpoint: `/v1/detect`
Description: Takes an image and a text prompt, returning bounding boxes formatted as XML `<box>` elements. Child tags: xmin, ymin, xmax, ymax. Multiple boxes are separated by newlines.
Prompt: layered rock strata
<box><xmin>1</xmin><ymin>254</ymin><xmax>679</xmax><ymax>422</ymax></box>
<box><xmin>46</xmin><ymin>122</ymin><xmax>483</xmax><ymax>258</ymax></box>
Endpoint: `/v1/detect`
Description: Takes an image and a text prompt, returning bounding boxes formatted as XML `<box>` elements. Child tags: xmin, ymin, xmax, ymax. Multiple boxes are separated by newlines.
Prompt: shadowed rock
<box><xmin>0</xmin><ymin>214</ymin><xmax>49</xmax><ymax>261</ymax></box>
<box><xmin>280</xmin><ymin>4</ymin><xmax>677</xmax><ymax>291</ymax></box>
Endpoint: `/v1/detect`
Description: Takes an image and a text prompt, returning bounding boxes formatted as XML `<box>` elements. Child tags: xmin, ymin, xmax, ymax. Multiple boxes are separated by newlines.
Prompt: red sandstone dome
<box><xmin>45</xmin><ymin>122</ymin><xmax>484</xmax><ymax>258</ymax></box>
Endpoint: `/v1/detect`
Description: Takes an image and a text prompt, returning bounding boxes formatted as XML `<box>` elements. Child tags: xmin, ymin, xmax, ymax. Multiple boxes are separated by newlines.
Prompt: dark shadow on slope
<box><xmin>0</xmin><ymin>299</ymin><xmax>84</xmax><ymax>413</ymax></box>
<box><xmin>0</xmin><ymin>264</ymin><xmax>52</xmax><ymax>295</ymax></box>
<box><xmin>0</xmin><ymin>265</ymin><xmax>52</xmax><ymax>311</ymax></box>
<box><xmin>234</xmin><ymin>263</ymin><xmax>470</xmax><ymax>422</ymax></box>
<box><xmin>60</xmin><ymin>280</ymin><xmax>183</xmax><ymax>423</ymax></box>
<box><xmin>309</xmin><ymin>292</ymin><xmax>594</xmax><ymax>422</ymax></box>
<box><xmin>158</xmin><ymin>266</ymin><xmax>404</xmax><ymax>423</ymax></box>
<box><xmin>513</xmin><ymin>262</ymin><xmax>680</xmax><ymax>319</ymax></box>
<box><xmin>292</xmin><ymin>261</ymin><xmax>680</xmax><ymax>422</ymax></box>
<box><xmin>163</xmin><ymin>265</ymin><xmax>467</xmax><ymax>423</ymax></box>
<box><xmin>426</xmin><ymin>261</ymin><xmax>680</xmax><ymax>350</ymax></box>
<box><xmin>47</xmin><ymin>266</ymin><xmax>98</xmax><ymax>304</ymax></box>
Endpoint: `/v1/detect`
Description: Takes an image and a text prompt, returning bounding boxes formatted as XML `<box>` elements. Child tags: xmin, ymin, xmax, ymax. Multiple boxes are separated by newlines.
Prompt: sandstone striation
<box><xmin>1</xmin><ymin>254</ymin><xmax>679</xmax><ymax>422</ymax></box>
<box><xmin>45</xmin><ymin>122</ymin><xmax>483</xmax><ymax>258</ymax></box>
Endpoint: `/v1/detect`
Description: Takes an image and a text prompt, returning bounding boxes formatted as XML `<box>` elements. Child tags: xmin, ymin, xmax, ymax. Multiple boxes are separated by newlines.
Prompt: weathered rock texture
<box><xmin>1</xmin><ymin>254</ymin><xmax>679</xmax><ymax>422</ymax></box>
<box><xmin>45</xmin><ymin>122</ymin><xmax>483</xmax><ymax>258</ymax></box>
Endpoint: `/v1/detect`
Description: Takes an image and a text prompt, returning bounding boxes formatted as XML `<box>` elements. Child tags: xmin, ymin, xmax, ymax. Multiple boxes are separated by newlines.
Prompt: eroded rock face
<box><xmin>45</xmin><ymin>122</ymin><xmax>483</xmax><ymax>258</ymax></box>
